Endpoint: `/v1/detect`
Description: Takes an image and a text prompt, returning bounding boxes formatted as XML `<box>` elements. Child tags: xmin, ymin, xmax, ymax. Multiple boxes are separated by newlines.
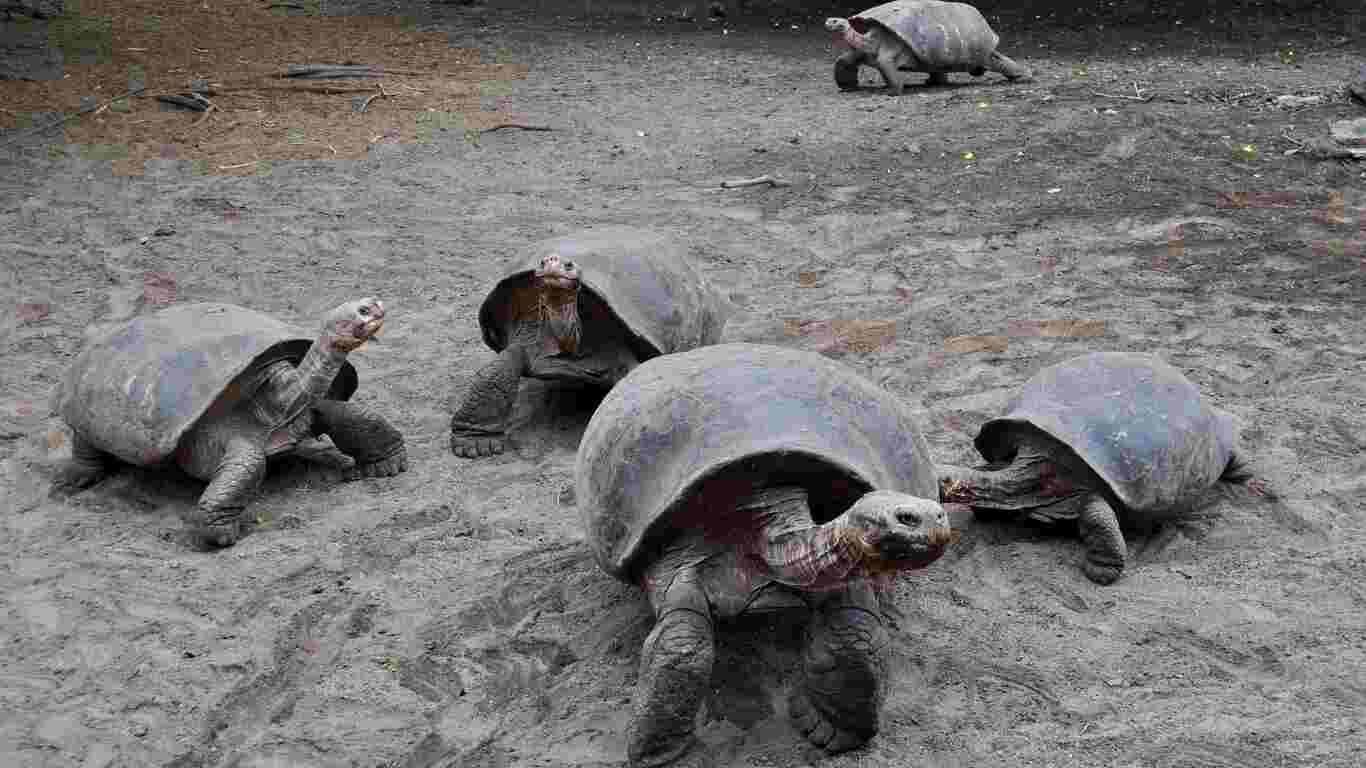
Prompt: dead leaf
<box><xmin>786</xmin><ymin>319</ymin><xmax>897</xmax><ymax>354</ymax></box>
<box><xmin>16</xmin><ymin>302</ymin><xmax>50</xmax><ymax>323</ymax></box>
<box><xmin>943</xmin><ymin>335</ymin><xmax>1008</xmax><ymax>354</ymax></box>
<box><xmin>1006</xmin><ymin>320</ymin><xmax>1107</xmax><ymax>338</ymax></box>
<box><xmin>143</xmin><ymin>272</ymin><xmax>178</xmax><ymax>306</ymax></box>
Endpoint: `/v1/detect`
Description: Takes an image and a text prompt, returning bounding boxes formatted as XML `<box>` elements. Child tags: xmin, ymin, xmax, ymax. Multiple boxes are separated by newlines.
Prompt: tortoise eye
<box><xmin>564</xmin><ymin>261</ymin><xmax>575</xmax><ymax>270</ymax></box>
<box><xmin>358</xmin><ymin>306</ymin><xmax>370</xmax><ymax>316</ymax></box>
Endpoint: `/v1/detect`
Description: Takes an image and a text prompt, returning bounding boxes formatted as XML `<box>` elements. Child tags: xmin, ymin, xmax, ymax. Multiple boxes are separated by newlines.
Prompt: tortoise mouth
<box><xmin>534</xmin><ymin>273</ymin><xmax>580</xmax><ymax>292</ymax></box>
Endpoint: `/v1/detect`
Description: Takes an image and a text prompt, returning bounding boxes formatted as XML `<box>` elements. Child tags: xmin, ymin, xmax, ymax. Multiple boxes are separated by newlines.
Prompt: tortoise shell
<box><xmin>477</xmin><ymin>226</ymin><xmax>730</xmax><ymax>362</ymax></box>
<box><xmin>576</xmin><ymin>343</ymin><xmax>939</xmax><ymax>583</ymax></box>
<box><xmin>56</xmin><ymin>302</ymin><xmax>357</xmax><ymax>466</ymax></box>
<box><xmin>852</xmin><ymin>0</ymin><xmax>1002</xmax><ymax>71</ymax></box>
<box><xmin>973</xmin><ymin>351</ymin><xmax>1241</xmax><ymax>514</ymax></box>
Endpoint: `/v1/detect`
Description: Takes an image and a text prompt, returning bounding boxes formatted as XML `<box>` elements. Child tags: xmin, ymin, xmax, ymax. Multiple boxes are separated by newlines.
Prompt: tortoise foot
<box><xmin>450</xmin><ymin>430</ymin><xmax>507</xmax><ymax>458</ymax></box>
<box><xmin>1082</xmin><ymin>558</ymin><xmax>1123</xmax><ymax>585</ymax></box>
<box><xmin>49</xmin><ymin>466</ymin><xmax>107</xmax><ymax>497</ymax></box>
<box><xmin>789</xmin><ymin>687</ymin><xmax>875</xmax><ymax>753</ymax></box>
<box><xmin>186</xmin><ymin>507</ymin><xmax>253</xmax><ymax>550</ymax></box>
<box><xmin>345</xmin><ymin>445</ymin><xmax>409</xmax><ymax>480</ymax></box>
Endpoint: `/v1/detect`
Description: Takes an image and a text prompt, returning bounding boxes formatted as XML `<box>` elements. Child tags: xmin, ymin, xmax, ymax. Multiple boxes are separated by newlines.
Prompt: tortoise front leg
<box><xmin>834</xmin><ymin>50</ymin><xmax>863</xmax><ymax>91</ymax></box>
<box><xmin>789</xmin><ymin>578</ymin><xmax>888</xmax><ymax>753</ymax></box>
<box><xmin>186</xmin><ymin>438</ymin><xmax>267</xmax><ymax>550</ymax></box>
<box><xmin>311</xmin><ymin>399</ymin><xmax>408</xmax><ymax>480</ymax></box>
<box><xmin>449</xmin><ymin>346</ymin><xmax>528</xmax><ymax>458</ymax></box>
<box><xmin>628</xmin><ymin>566</ymin><xmax>715</xmax><ymax>768</ymax></box>
<box><xmin>1078</xmin><ymin>493</ymin><xmax>1126</xmax><ymax>585</ymax></box>
<box><xmin>925</xmin><ymin>71</ymin><xmax>950</xmax><ymax>86</ymax></box>
<box><xmin>988</xmin><ymin>50</ymin><xmax>1031</xmax><ymax>81</ymax></box>
<box><xmin>50</xmin><ymin>431</ymin><xmax>113</xmax><ymax>495</ymax></box>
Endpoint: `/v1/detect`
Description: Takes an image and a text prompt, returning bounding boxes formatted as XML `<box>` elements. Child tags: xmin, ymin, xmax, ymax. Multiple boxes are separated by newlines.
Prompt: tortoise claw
<box><xmin>345</xmin><ymin>446</ymin><xmax>408</xmax><ymax>480</ymax></box>
<box><xmin>450</xmin><ymin>432</ymin><xmax>507</xmax><ymax>459</ymax></box>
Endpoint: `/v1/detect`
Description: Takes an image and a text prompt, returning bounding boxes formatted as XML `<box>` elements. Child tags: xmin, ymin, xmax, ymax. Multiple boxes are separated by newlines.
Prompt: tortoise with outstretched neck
<box><xmin>938</xmin><ymin>351</ymin><xmax>1264</xmax><ymax>584</ymax></box>
<box><xmin>576</xmin><ymin>343</ymin><xmax>955</xmax><ymax>767</ymax></box>
<box><xmin>52</xmin><ymin>299</ymin><xmax>408</xmax><ymax>548</ymax></box>
<box><xmin>449</xmin><ymin>226</ymin><xmax>729</xmax><ymax>458</ymax></box>
<box><xmin>826</xmin><ymin>0</ymin><xmax>1031</xmax><ymax>94</ymax></box>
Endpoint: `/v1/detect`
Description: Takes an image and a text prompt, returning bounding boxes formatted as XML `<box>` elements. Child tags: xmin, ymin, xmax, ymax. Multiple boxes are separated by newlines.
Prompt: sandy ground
<box><xmin>2</xmin><ymin>0</ymin><xmax>1365</xmax><ymax>766</ymax></box>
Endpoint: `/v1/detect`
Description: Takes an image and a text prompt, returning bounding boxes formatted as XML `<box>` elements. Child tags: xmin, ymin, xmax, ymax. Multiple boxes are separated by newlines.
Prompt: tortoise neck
<box><xmin>740</xmin><ymin>485</ymin><xmax>863</xmax><ymax>590</ymax></box>
<box><xmin>539</xmin><ymin>284</ymin><xmax>582</xmax><ymax>355</ymax></box>
<box><xmin>939</xmin><ymin>442</ymin><xmax>1090</xmax><ymax>511</ymax></box>
<box><xmin>254</xmin><ymin>337</ymin><xmax>349</xmax><ymax>426</ymax></box>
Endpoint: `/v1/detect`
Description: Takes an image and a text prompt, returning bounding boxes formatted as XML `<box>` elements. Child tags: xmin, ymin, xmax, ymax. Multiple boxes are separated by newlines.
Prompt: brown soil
<box><xmin>2</xmin><ymin>0</ymin><xmax>1365</xmax><ymax>766</ymax></box>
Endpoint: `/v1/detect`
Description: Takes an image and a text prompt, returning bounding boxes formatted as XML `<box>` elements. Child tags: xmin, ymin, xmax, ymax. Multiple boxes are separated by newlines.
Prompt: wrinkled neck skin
<box><xmin>734</xmin><ymin>486</ymin><xmax>870</xmax><ymax>591</ymax></box>
<box><xmin>250</xmin><ymin>334</ymin><xmax>350</xmax><ymax>427</ymax></box>
<box><xmin>939</xmin><ymin>435</ymin><xmax>1094</xmax><ymax>513</ymax></box>
<box><xmin>537</xmin><ymin>280</ymin><xmax>582</xmax><ymax>356</ymax></box>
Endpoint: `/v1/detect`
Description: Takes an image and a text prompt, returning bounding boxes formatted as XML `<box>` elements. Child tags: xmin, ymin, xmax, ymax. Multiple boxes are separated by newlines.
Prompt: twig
<box><xmin>281</xmin><ymin>64</ymin><xmax>436</xmax><ymax>79</ymax></box>
<box><xmin>479</xmin><ymin>122</ymin><xmax>554</xmax><ymax>133</ymax></box>
<box><xmin>265</xmin><ymin>2</ymin><xmax>307</xmax><ymax>9</ymax></box>
<box><xmin>358</xmin><ymin>83</ymin><xmax>392</xmax><ymax>114</ymax></box>
<box><xmin>191</xmin><ymin>101</ymin><xmax>218</xmax><ymax>128</ymax></box>
<box><xmin>0</xmin><ymin>87</ymin><xmax>146</xmax><ymax>147</ymax></box>
<box><xmin>720</xmin><ymin>174</ymin><xmax>792</xmax><ymax>189</ymax></box>
<box><xmin>218</xmin><ymin>161</ymin><xmax>259</xmax><ymax>170</ymax></box>
<box><xmin>1092</xmin><ymin>81</ymin><xmax>1152</xmax><ymax>102</ymax></box>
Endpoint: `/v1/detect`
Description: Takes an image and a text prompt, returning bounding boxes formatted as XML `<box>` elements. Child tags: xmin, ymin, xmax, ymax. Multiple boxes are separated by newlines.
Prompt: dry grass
<box><xmin>1</xmin><ymin>0</ymin><xmax>530</xmax><ymax>175</ymax></box>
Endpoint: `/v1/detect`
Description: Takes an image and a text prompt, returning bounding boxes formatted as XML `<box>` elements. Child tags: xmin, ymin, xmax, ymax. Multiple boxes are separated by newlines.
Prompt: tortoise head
<box><xmin>534</xmin><ymin>251</ymin><xmax>581</xmax><ymax>294</ymax></box>
<box><xmin>836</xmin><ymin>490</ymin><xmax>957</xmax><ymax>573</ymax></box>
<box><xmin>826</xmin><ymin>17</ymin><xmax>861</xmax><ymax>47</ymax></box>
<box><xmin>321</xmin><ymin>297</ymin><xmax>386</xmax><ymax>352</ymax></box>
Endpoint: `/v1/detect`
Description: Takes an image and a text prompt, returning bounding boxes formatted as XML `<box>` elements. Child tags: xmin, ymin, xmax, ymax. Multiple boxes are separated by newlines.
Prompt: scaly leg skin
<box><xmin>834</xmin><ymin>50</ymin><xmax>863</xmax><ymax>91</ymax></box>
<box><xmin>1077</xmin><ymin>494</ymin><xmax>1126</xmax><ymax>585</ymax></box>
<box><xmin>989</xmin><ymin>50</ymin><xmax>1032</xmax><ymax>81</ymax></box>
<box><xmin>50</xmin><ymin>431</ymin><xmax>113</xmax><ymax>496</ymax></box>
<box><xmin>790</xmin><ymin>579</ymin><xmax>887</xmax><ymax>754</ymax></box>
<box><xmin>311</xmin><ymin>399</ymin><xmax>408</xmax><ymax>480</ymax></box>
<box><xmin>627</xmin><ymin>567</ymin><xmax>715</xmax><ymax>768</ymax></box>
<box><xmin>186</xmin><ymin>438</ymin><xmax>267</xmax><ymax>550</ymax></box>
<box><xmin>876</xmin><ymin>49</ymin><xmax>905</xmax><ymax>96</ymax></box>
<box><xmin>449</xmin><ymin>346</ymin><xmax>527</xmax><ymax>458</ymax></box>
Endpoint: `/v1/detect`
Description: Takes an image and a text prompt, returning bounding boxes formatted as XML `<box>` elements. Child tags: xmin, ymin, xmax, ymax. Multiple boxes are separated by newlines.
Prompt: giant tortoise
<box><xmin>825</xmin><ymin>0</ymin><xmax>1031</xmax><ymax>94</ymax></box>
<box><xmin>576</xmin><ymin>343</ymin><xmax>955</xmax><ymax>767</ymax></box>
<box><xmin>52</xmin><ymin>299</ymin><xmax>408</xmax><ymax>548</ymax></box>
<box><xmin>449</xmin><ymin>226</ymin><xmax>730</xmax><ymax>458</ymax></box>
<box><xmin>938</xmin><ymin>351</ymin><xmax>1264</xmax><ymax>584</ymax></box>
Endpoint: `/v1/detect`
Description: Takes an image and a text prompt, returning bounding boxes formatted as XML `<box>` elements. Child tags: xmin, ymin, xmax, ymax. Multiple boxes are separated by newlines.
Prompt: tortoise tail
<box><xmin>1220</xmin><ymin>452</ymin><xmax>1253</xmax><ymax>484</ymax></box>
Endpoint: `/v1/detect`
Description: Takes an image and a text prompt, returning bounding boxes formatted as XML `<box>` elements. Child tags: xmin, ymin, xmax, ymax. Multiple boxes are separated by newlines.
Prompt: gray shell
<box><xmin>576</xmin><ymin>343</ymin><xmax>939</xmax><ymax>583</ymax></box>
<box><xmin>56</xmin><ymin>303</ymin><xmax>357</xmax><ymax>466</ymax></box>
<box><xmin>973</xmin><ymin>352</ymin><xmax>1240</xmax><ymax>514</ymax></box>
<box><xmin>478</xmin><ymin>226</ymin><xmax>730</xmax><ymax>360</ymax></box>
<box><xmin>854</xmin><ymin>0</ymin><xmax>1001</xmax><ymax>70</ymax></box>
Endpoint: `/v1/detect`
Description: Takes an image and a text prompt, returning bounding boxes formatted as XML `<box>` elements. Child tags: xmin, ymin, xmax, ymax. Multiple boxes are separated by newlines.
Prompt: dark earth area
<box><xmin>2</xmin><ymin>0</ymin><xmax>1364</xmax><ymax>765</ymax></box>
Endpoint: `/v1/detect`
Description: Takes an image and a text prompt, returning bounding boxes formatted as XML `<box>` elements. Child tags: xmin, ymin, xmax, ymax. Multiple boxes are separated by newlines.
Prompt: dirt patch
<box><xmin>0</xmin><ymin>0</ymin><xmax>530</xmax><ymax>175</ymax></box>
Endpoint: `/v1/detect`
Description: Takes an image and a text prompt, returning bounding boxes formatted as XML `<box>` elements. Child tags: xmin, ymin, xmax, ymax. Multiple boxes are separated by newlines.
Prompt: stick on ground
<box><xmin>720</xmin><ymin>175</ymin><xmax>792</xmax><ymax>189</ymax></box>
<box><xmin>479</xmin><ymin>123</ymin><xmax>554</xmax><ymax>133</ymax></box>
<box><xmin>0</xmin><ymin>87</ymin><xmax>147</xmax><ymax>148</ymax></box>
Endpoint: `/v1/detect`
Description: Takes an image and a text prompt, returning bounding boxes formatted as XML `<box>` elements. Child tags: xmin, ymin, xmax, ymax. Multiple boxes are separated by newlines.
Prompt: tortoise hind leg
<box><xmin>449</xmin><ymin>346</ymin><xmax>528</xmax><ymax>458</ymax></box>
<box><xmin>789</xmin><ymin>579</ymin><xmax>888</xmax><ymax>753</ymax></box>
<box><xmin>874</xmin><ymin>48</ymin><xmax>906</xmax><ymax>96</ymax></box>
<box><xmin>1078</xmin><ymin>494</ymin><xmax>1126</xmax><ymax>585</ymax></box>
<box><xmin>628</xmin><ymin>566</ymin><xmax>715</xmax><ymax>767</ymax></box>
<box><xmin>184</xmin><ymin>437</ymin><xmax>267</xmax><ymax>550</ymax></box>
<box><xmin>988</xmin><ymin>50</ymin><xmax>1032</xmax><ymax>81</ymax></box>
<box><xmin>311</xmin><ymin>399</ymin><xmax>408</xmax><ymax>480</ymax></box>
<box><xmin>51</xmin><ymin>431</ymin><xmax>113</xmax><ymax>495</ymax></box>
<box><xmin>834</xmin><ymin>50</ymin><xmax>862</xmax><ymax>91</ymax></box>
